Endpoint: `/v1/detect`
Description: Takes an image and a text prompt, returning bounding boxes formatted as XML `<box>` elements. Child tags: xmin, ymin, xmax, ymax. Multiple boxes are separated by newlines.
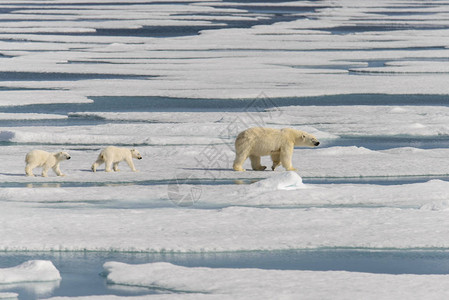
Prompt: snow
<box><xmin>1</xmin><ymin>103</ymin><xmax>449</xmax><ymax>251</ymax></box>
<box><xmin>0</xmin><ymin>293</ymin><xmax>17</xmax><ymax>300</ymax></box>
<box><xmin>1</xmin><ymin>0</ymin><xmax>449</xmax><ymax>298</ymax></box>
<box><xmin>0</xmin><ymin>91</ymin><xmax>91</xmax><ymax>107</ymax></box>
<box><xmin>250</xmin><ymin>171</ymin><xmax>305</xmax><ymax>191</ymax></box>
<box><xmin>0</xmin><ymin>113</ymin><xmax>66</xmax><ymax>120</ymax></box>
<box><xmin>47</xmin><ymin>296</ymin><xmax>218</xmax><ymax>300</ymax></box>
<box><xmin>2</xmin><ymin>200</ymin><xmax>449</xmax><ymax>252</ymax></box>
<box><xmin>0</xmin><ymin>260</ymin><xmax>60</xmax><ymax>284</ymax></box>
<box><xmin>1</xmin><ymin>1</ymin><xmax>449</xmax><ymax>98</ymax></box>
<box><xmin>100</xmin><ymin>262</ymin><xmax>449</xmax><ymax>299</ymax></box>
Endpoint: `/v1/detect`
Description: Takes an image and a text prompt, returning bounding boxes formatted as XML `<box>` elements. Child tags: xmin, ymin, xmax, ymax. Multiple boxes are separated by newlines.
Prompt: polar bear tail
<box><xmin>25</xmin><ymin>153</ymin><xmax>31</xmax><ymax>164</ymax></box>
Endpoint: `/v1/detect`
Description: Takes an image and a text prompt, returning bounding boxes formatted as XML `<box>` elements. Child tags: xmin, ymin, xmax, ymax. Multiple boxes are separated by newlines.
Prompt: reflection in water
<box><xmin>234</xmin><ymin>179</ymin><xmax>259</xmax><ymax>185</ymax></box>
<box><xmin>0</xmin><ymin>281</ymin><xmax>60</xmax><ymax>299</ymax></box>
<box><xmin>26</xmin><ymin>183</ymin><xmax>61</xmax><ymax>188</ymax></box>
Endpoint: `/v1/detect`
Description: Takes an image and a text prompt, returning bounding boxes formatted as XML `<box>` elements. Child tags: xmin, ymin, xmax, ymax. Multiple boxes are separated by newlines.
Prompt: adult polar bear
<box><xmin>25</xmin><ymin>150</ymin><xmax>71</xmax><ymax>177</ymax></box>
<box><xmin>91</xmin><ymin>146</ymin><xmax>142</xmax><ymax>172</ymax></box>
<box><xmin>233</xmin><ymin>127</ymin><xmax>320</xmax><ymax>171</ymax></box>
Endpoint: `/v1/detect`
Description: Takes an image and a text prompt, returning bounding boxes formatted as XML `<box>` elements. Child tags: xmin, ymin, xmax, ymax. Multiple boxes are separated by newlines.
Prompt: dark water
<box><xmin>1</xmin><ymin>174</ymin><xmax>449</xmax><ymax>190</ymax></box>
<box><xmin>2</xmin><ymin>94</ymin><xmax>449</xmax><ymax>116</ymax></box>
<box><xmin>1</xmin><ymin>249</ymin><xmax>449</xmax><ymax>299</ymax></box>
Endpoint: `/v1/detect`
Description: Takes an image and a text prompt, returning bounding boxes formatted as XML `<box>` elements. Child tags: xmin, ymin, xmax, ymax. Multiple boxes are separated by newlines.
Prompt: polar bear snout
<box><xmin>314</xmin><ymin>141</ymin><xmax>320</xmax><ymax>146</ymax></box>
<box><xmin>58</xmin><ymin>151</ymin><xmax>71</xmax><ymax>160</ymax></box>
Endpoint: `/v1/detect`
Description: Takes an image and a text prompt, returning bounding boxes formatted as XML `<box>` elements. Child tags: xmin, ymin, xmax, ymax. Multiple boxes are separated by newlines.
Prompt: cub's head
<box><xmin>56</xmin><ymin>151</ymin><xmax>71</xmax><ymax>160</ymax></box>
<box><xmin>295</xmin><ymin>131</ymin><xmax>320</xmax><ymax>147</ymax></box>
<box><xmin>131</xmin><ymin>149</ymin><xmax>142</xmax><ymax>160</ymax></box>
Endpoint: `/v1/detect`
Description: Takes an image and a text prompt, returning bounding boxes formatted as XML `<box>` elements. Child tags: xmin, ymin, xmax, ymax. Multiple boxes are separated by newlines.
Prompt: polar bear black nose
<box><xmin>314</xmin><ymin>142</ymin><xmax>320</xmax><ymax>146</ymax></box>
<box><xmin>67</xmin><ymin>156</ymin><xmax>71</xmax><ymax>160</ymax></box>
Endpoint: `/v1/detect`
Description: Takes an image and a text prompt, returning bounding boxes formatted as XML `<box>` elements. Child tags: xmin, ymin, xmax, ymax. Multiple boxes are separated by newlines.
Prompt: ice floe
<box><xmin>0</xmin><ymin>91</ymin><xmax>91</xmax><ymax>107</ymax></box>
<box><xmin>0</xmin><ymin>260</ymin><xmax>60</xmax><ymax>284</ymax></box>
<box><xmin>0</xmin><ymin>113</ymin><xmax>66</xmax><ymax>120</ymax></box>
<box><xmin>101</xmin><ymin>262</ymin><xmax>449</xmax><ymax>299</ymax></box>
<box><xmin>0</xmin><ymin>202</ymin><xmax>449</xmax><ymax>252</ymax></box>
<box><xmin>0</xmin><ymin>293</ymin><xmax>17</xmax><ymax>299</ymax></box>
<box><xmin>249</xmin><ymin>171</ymin><xmax>305</xmax><ymax>191</ymax></box>
<box><xmin>1</xmin><ymin>0</ymin><xmax>449</xmax><ymax>298</ymax></box>
<box><xmin>1</xmin><ymin>0</ymin><xmax>449</xmax><ymax>98</ymax></box>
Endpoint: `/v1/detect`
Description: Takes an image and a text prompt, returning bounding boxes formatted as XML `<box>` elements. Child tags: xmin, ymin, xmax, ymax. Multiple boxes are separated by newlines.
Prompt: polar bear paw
<box><xmin>253</xmin><ymin>166</ymin><xmax>267</xmax><ymax>171</ymax></box>
<box><xmin>233</xmin><ymin>166</ymin><xmax>246</xmax><ymax>172</ymax></box>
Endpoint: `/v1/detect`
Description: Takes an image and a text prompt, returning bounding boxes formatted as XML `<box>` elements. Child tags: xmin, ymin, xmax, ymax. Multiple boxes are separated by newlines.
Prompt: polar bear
<box><xmin>25</xmin><ymin>150</ymin><xmax>71</xmax><ymax>177</ymax></box>
<box><xmin>91</xmin><ymin>146</ymin><xmax>142</xmax><ymax>172</ymax></box>
<box><xmin>233</xmin><ymin>127</ymin><xmax>319</xmax><ymax>172</ymax></box>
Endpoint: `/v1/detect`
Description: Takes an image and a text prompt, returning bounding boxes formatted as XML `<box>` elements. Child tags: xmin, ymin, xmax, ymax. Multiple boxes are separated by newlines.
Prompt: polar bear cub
<box><xmin>91</xmin><ymin>146</ymin><xmax>142</xmax><ymax>172</ymax></box>
<box><xmin>25</xmin><ymin>150</ymin><xmax>71</xmax><ymax>177</ymax></box>
<box><xmin>233</xmin><ymin>127</ymin><xmax>319</xmax><ymax>172</ymax></box>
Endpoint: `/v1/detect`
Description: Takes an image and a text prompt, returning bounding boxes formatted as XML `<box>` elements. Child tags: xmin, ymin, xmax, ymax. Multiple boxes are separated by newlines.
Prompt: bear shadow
<box><xmin>0</xmin><ymin>172</ymin><xmax>27</xmax><ymax>177</ymax></box>
<box><xmin>182</xmin><ymin>167</ymin><xmax>230</xmax><ymax>172</ymax></box>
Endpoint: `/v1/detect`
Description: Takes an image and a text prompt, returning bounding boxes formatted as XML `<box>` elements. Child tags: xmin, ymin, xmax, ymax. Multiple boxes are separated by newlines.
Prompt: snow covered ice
<box><xmin>0</xmin><ymin>261</ymin><xmax>60</xmax><ymax>285</ymax></box>
<box><xmin>2</xmin><ymin>0</ymin><xmax>449</xmax><ymax>298</ymax></box>
<box><xmin>0</xmin><ymin>260</ymin><xmax>60</xmax><ymax>300</ymax></box>
<box><xmin>100</xmin><ymin>262</ymin><xmax>449</xmax><ymax>299</ymax></box>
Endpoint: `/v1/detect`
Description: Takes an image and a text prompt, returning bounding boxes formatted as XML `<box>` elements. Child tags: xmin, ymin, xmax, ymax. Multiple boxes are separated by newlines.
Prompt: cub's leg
<box><xmin>52</xmin><ymin>163</ymin><xmax>65</xmax><ymax>176</ymax></box>
<box><xmin>42</xmin><ymin>165</ymin><xmax>51</xmax><ymax>177</ymax></box>
<box><xmin>113</xmin><ymin>162</ymin><xmax>120</xmax><ymax>172</ymax></box>
<box><xmin>25</xmin><ymin>163</ymin><xmax>37</xmax><ymax>177</ymax></box>
<box><xmin>249</xmin><ymin>155</ymin><xmax>267</xmax><ymax>171</ymax></box>
<box><xmin>125</xmin><ymin>157</ymin><xmax>138</xmax><ymax>172</ymax></box>
<box><xmin>105</xmin><ymin>160</ymin><xmax>113</xmax><ymax>172</ymax></box>
<box><xmin>91</xmin><ymin>156</ymin><xmax>104</xmax><ymax>172</ymax></box>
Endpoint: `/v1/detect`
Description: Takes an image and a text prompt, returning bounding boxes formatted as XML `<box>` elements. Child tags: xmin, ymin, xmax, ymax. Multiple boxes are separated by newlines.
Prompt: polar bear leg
<box><xmin>280</xmin><ymin>147</ymin><xmax>297</xmax><ymax>171</ymax></box>
<box><xmin>270</xmin><ymin>151</ymin><xmax>281</xmax><ymax>171</ymax></box>
<box><xmin>113</xmin><ymin>162</ymin><xmax>120</xmax><ymax>172</ymax></box>
<box><xmin>91</xmin><ymin>158</ymin><xmax>103</xmax><ymax>172</ymax></box>
<box><xmin>233</xmin><ymin>153</ymin><xmax>248</xmax><ymax>171</ymax></box>
<box><xmin>105</xmin><ymin>160</ymin><xmax>113</xmax><ymax>172</ymax></box>
<box><xmin>42</xmin><ymin>165</ymin><xmax>50</xmax><ymax>177</ymax></box>
<box><xmin>249</xmin><ymin>155</ymin><xmax>266</xmax><ymax>171</ymax></box>
<box><xmin>52</xmin><ymin>163</ymin><xmax>64</xmax><ymax>176</ymax></box>
<box><xmin>25</xmin><ymin>164</ymin><xmax>36</xmax><ymax>176</ymax></box>
<box><xmin>125</xmin><ymin>157</ymin><xmax>138</xmax><ymax>172</ymax></box>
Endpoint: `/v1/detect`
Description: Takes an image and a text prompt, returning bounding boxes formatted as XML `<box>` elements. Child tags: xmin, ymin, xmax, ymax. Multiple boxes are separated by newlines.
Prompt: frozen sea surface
<box><xmin>1</xmin><ymin>0</ymin><xmax>449</xmax><ymax>299</ymax></box>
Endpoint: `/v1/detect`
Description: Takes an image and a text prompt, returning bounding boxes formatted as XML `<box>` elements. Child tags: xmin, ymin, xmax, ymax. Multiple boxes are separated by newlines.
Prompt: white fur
<box><xmin>233</xmin><ymin>127</ymin><xmax>320</xmax><ymax>171</ymax></box>
<box><xmin>25</xmin><ymin>150</ymin><xmax>71</xmax><ymax>177</ymax></box>
<box><xmin>91</xmin><ymin>146</ymin><xmax>142</xmax><ymax>172</ymax></box>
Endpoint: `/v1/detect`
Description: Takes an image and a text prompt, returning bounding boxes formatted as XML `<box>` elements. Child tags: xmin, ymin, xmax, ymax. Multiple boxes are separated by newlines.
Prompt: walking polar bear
<box><xmin>233</xmin><ymin>127</ymin><xmax>320</xmax><ymax>172</ymax></box>
<box><xmin>25</xmin><ymin>150</ymin><xmax>71</xmax><ymax>177</ymax></box>
<box><xmin>91</xmin><ymin>146</ymin><xmax>142</xmax><ymax>172</ymax></box>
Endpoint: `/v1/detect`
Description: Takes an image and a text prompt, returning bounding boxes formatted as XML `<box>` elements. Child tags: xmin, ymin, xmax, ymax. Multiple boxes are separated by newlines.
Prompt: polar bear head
<box><xmin>131</xmin><ymin>149</ymin><xmax>142</xmax><ymax>160</ymax></box>
<box><xmin>55</xmin><ymin>151</ymin><xmax>71</xmax><ymax>161</ymax></box>
<box><xmin>294</xmin><ymin>131</ymin><xmax>320</xmax><ymax>147</ymax></box>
